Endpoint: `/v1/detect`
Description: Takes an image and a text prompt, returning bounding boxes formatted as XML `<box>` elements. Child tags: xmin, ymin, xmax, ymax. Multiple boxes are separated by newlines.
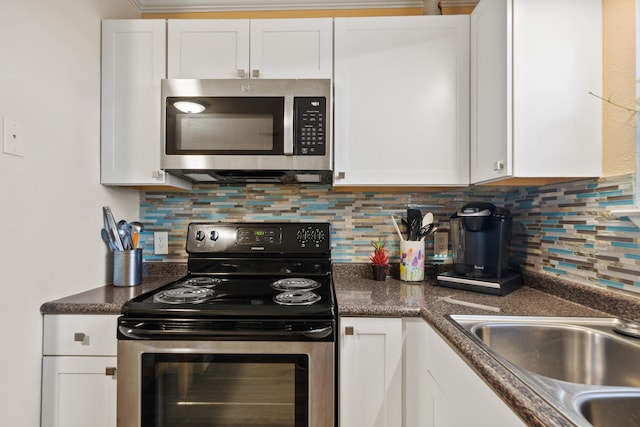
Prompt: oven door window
<box><xmin>141</xmin><ymin>354</ymin><xmax>308</xmax><ymax>427</ymax></box>
<box><xmin>166</xmin><ymin>97</ymin><xmax>284</xmax><ymax>155</ymax></box>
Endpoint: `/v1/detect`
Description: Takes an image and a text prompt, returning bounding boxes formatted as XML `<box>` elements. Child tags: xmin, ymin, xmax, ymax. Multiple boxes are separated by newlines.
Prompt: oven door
<box><xmin>117</xmin><ymin>340</ymin><xmax>334</xmax><ymax>427</ymax></box>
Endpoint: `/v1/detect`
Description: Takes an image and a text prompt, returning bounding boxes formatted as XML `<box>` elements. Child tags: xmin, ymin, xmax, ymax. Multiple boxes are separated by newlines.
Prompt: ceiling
<box><xmin>128</xmin><ymin>0</ymin><xmax>426</xmax><ymax>12</ymax></box>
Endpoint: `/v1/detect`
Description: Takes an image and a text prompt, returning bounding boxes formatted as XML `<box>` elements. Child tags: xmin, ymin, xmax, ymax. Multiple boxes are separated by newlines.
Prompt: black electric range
<box><xmin>118</xmin><ymin>222</ymin><xmax>336</xmax><ymax>341</ymax></box>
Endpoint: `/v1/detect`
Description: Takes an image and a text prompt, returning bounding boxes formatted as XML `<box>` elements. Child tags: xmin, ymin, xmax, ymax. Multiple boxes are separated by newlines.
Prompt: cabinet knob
<box><xmin>345</xmin><ymin>326</ymin><xmax>354</xmax><ymax>335</ymax></box>
<box><xmin>237</xmin><ymin>69</ymin><xmax>247</xmax><ymax>78</ymax></box>
<box><xmin>336</xmin><ymin>171</ymin><xmax>346</xmax><ymax>180</ymax></box>
<box><xmin>74</xmin><ymin>332</ymin><xmax>86</xmax><ymax>342</ymax></box>
<box><xmin>493</xmin><ymin>161</ymin><xmax>505</xmax><ymax>171</ymax></box>
<box><xmin>152</xmin><ymin>170</ymin><xmax>164</xmax><ymax>179</ymax></box>
<box><xmin>105</xmin><ymin>367</ymin><xmax>117</xmax><ymax>377</ymax></box>
<box><xmin>251</xmin><ymin>69</ymin><xmax>260</xmax><ymax>78</ymax></box>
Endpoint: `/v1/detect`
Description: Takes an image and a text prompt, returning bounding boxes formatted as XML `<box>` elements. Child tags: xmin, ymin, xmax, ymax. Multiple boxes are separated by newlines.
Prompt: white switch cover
<box><xmin>154</xmin><ymin>232</ymin><xmax>169</xmax><ymax>255</ymax></box>
<box><xmin>3</xmin><ymin>118</ymin><xmax>24</xmax><ymax>157</ymax></box>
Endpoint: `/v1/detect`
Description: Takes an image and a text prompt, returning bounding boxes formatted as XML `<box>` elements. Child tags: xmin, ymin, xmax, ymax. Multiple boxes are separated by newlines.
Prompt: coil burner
<box><xmin>153</xmin><ymin>287</ymin><xmax>216</xmax><ymax>304</ymax></box>
<box><xmin>182</xmin><ymin>277</ymin><xmax>222</xmax><ymax>288</ymax></box>
<box><xmin>271</xmin><ymin>278</ymin><xmax>321</xmax><ymax>292</ymax></box>
<box><xmin>274</xmin><ymin>291</ymin><xmax>321</xmax><ymax>306</ymax></box>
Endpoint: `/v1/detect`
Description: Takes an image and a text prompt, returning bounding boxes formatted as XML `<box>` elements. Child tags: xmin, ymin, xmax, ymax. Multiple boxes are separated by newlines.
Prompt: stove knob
<box><xmin>195</xmin><ymin>230</ymin><xmax>206</xmax><ymax>241</ymax></box>
<box><xmin>210</xmin><ymin>230</ymin><xmax>219</xmax><ymax>241</ymax></box>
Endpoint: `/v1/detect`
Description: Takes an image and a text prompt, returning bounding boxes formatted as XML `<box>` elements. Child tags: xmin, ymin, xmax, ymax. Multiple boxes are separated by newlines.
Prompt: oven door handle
<box><xmin>118</xmin><ymin>324</ymin><xmax>333</xmax><ymax>340</ymax></box>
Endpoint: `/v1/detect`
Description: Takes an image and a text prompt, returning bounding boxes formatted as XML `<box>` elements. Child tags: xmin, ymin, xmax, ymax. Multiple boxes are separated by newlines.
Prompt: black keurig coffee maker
<box><xmin>437</xmin><ymin>202</ymin><xmax>522</xmax><ymax>295</ymax></box>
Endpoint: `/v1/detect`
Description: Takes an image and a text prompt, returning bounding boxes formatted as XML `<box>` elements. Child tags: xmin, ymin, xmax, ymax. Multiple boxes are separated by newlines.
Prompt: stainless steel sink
<box><xmin>573</xmin><ymin>391</ymin><xmax>640</xmax><ymax>427</ymax></box>
<box><xmin>471</xmin><ymin>322</ymin><xmax>640</xmax><ymax>387</ymax></box>
<box><xmin>448</xmin><ymin>315</ymin><xmax>640</xmax><ymax>426</ymax></box>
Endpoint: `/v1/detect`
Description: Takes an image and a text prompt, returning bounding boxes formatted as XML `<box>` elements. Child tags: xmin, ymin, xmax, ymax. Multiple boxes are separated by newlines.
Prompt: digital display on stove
<box><xmin>237</xmin><ymin>227</ymin><xmax>282</xmax><ymax>245</ymax></box>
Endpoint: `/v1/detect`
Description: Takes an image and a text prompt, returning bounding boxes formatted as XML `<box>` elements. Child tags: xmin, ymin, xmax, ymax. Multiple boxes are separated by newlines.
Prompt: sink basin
<box><xmin>470</xmin><ymin>322</ymin><xmax>640</xmax><ymax>387</ymax></box>
<box><xmin>574</xmin><ymin>391</ymin><xmax>640</xmax><ymax>427</ymax></box>
<box><xmin>448</xmin><ymin>315</ymin><xmax>640</xmax><ymax>426</ymax></box>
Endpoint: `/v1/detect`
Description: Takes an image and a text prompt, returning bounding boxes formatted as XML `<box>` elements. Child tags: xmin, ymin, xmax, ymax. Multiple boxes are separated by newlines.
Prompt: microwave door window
<box><xmin>177</xmin><ymin>113</ymin><xmax>273</xmax><ymax>151</ymax></box>
<box><xmin>166</xmin><ymin>97</ymin><xmax>284</xmax><ymax>155</ymax></box>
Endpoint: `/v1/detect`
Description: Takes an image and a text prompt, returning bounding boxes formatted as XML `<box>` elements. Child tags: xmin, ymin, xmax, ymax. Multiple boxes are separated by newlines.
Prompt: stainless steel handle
<box><xmin>336</xmin><ymin>172</ymin><xmax>346</xmax><ymax>180</ymax></box>
<box><xmin>237</xmin><ymin>69</ymin><xmax>246</xmax><ymax>78</ymax></box>
<box><xmin>74</xmin><ymin>332</ymin><xmax>86</xmax><ymax>342</ymax></box>
<box><xmin>119</xmin><ymin>324</ymin><xmax>333</xmax><ymax>340</ymax></box>
<box><xmin>344</xmin><ymin>326</ymin><xmax>354</xmax><ymax>335</ymax></box>
<box><xmin>251</xmin><ymin>69</ymin><xmax>260</xmax><ymax>78</ymax></box>
<box><xmin>105</xmin><ymin>367</ymin><xmax>117</xmax><ymax>377</ymax></box>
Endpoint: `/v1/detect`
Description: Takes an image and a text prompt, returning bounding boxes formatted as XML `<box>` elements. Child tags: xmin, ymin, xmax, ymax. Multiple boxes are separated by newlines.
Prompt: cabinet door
<box><xmin>425</xmin><ymin>324</ymin><xmax>524</xmax><ymax>426</ymax></box>
<box><xmin>41</xmin><ymin>356</ymin><xmax>117</xmax><ymax>427</ymax></box>
<box><xmin>249</xmin><ymin>18</ymin><xmax>333</xmax><ymax>79</ymax></box>
<box><xmin>334</xmin><ymin>16</ymin><xmax>469</xmax><ymax>187</ymax></box>
<box><xmin>403</xmin><ymin>318</ymin><xmax>432</xmax><ymax>427</ymax></box>
<box><xmin>167</xmin><ymin>19</ymin><xmax>250</xmax><ymax>79</ymax></box>
<box><xmin>340</xmin><ymin>317</ymin><xmax>402</xmax><ymax>427</ymax></box>
<box><xmin>511</xmin><ymin>0</ymin><xmax>601</xmax><ymax>178</ymax></box>
<box><xmin>469</xmin><ymin>0</ymin><xmax>511</xmax><ymax>183</ymax></box>
<box><xmin>470</xmin><ymin>0</ymin><xmax>602</xmax><ymax>183</ymax></box>
<box><xmin>101</xmin><ymin>20</ymin><xmax>190</xmax><ymax>189</ymax></box>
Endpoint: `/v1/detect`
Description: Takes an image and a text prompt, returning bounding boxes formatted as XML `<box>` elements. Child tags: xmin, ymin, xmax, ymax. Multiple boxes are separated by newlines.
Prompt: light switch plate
<box><xmin>3</xmin><ymin>117</ymin><xmax>24</xmax><ymax>157</ymax></box>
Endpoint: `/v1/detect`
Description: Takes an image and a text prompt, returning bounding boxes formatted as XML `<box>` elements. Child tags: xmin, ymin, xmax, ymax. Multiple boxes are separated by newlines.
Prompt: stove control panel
<box><xmin>237</xmin><ymin>227</ymin><xmax>281</xmax><ymax>245</ymax></box>
<box><xmin>186</xmin><ymin>222</ymin><xmax>330</xmax><ymax>254</ymax></box>
<box><xmin>296</xmin><ymin>226</ymin><xmax>327</xmax><ymax>248</ymax></box>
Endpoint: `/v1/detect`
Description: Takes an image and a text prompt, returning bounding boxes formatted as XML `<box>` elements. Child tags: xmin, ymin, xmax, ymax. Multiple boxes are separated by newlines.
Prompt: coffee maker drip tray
<box><xmin>436</xmin><ymin>271</ymin><xmax>523</xmax><ymax>296</ymax></box>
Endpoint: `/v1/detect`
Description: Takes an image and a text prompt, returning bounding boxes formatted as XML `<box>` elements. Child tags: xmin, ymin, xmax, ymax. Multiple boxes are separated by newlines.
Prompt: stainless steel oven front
<box><xmin>117</xmin><ymin>339</ymin><xmax>334</xmax><ymax>427</ymax></box>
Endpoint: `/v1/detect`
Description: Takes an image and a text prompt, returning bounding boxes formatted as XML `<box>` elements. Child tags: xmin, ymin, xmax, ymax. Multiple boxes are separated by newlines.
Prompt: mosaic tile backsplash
<box><xmin>140</xmin><ymin>173</ymin><xmax>640</xmax><ymax>295</ymax></box>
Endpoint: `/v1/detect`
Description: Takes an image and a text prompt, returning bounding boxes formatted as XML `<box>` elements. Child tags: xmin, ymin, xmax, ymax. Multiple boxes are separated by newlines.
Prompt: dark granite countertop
<box><xmin>335</xmin><ymin>264</ymin><xmax>640</xmax><ymax>427</ymax></box>
<box><xmin>39</xmin><ymin>264</ymin><xmax>187</xmax><ymax>315</ymax></box>
<box><xmin>40</xmin><ymin>262</ymin><xmax>640</xmax><ymax>427</ymax></box>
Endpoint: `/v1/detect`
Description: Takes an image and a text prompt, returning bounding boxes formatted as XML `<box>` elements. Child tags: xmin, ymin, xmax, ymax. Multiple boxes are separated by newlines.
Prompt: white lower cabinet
<box><xmin>339</xmin><ymin>317</ymin><xmax>403</xmax><ymax>427</ymax></box>
<box><xmin>41</xmin><ymin>315</ymin><xmax>119</xmax><ymax>427</ymax></box>
<box><xmin>406</xmin><ymin>318</ymin><xmax>525</xmax><ymax>427</ymax></box>
<box><xmin>340</xmin><ymin>317</ymin><xmax>524</xmax><ymax>427</ymax></box>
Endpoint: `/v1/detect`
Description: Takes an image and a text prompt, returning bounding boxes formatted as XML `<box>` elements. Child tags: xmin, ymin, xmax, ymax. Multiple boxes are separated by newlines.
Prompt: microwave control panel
<box><xmin>294</xmin><ymin>97</ymin><xmax>326</xmax><ymax>155</ymax></box>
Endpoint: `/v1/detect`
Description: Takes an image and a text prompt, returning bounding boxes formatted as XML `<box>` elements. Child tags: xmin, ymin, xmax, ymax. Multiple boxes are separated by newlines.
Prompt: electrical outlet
<box><xmin>3</xmin><ymin>117</ymin><xmax>24</xmax><ymax>157</ymax></box>
<box><xmin>154</xmin><ymin>232</ymin><xmax>169</xmax><ymax>255</ymax></box>
<box><xmin>434</xmin><ymin>231</ymin><xmax>449</xmax><ymax>256</ymax></box>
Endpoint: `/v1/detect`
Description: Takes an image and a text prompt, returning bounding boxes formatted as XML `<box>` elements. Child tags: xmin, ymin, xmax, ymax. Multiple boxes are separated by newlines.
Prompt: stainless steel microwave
<box><xmin>161</xmin><ymin>79</ymin><xmax>332</xmax><ymax>184</ymax></box>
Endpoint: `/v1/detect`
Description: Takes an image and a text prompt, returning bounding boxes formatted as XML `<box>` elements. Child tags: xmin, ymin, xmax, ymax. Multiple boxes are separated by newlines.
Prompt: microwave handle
<box><xmin>283</xmin><ymin>93</ymin><xmax>294</xmax><ymax>155</ymax></box>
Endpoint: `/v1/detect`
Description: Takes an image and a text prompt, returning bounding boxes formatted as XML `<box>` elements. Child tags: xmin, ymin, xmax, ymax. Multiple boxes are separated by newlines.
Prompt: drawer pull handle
<box><xmin>105</xmin><ymin>367</ymin><xmax>117</xmax><ymax>377</ymax></box>
<box><xmin>74</xmin><ymin>332</ymin><xmax>86</xmax><ymax>342</ymax></box>
<box><xmin>345</xmin><ymin>326</ymin><xmax>354</xmax><ymax>335</ymax></box>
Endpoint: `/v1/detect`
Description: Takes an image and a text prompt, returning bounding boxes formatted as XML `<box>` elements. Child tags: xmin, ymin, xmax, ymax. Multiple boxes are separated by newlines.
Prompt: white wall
<box><xmin>0</xmin><ymin>0</ymin><xmax>139</xmax><ymax>424</ymax></box>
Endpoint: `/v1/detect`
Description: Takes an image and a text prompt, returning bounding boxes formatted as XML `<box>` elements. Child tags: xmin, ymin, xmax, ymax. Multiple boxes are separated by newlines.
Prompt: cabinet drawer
<box><xmin>43</xmin><ymin>315</ymin><xmax>118</xmax><ymax>356</ymax></box>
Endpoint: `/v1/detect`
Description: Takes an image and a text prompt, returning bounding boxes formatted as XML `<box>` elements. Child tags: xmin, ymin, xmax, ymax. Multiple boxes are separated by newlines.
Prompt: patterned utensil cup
<box><xmin>400</xmin><ymin>240</ymin><xmax>425</xmax><ymax>281</ymax></box>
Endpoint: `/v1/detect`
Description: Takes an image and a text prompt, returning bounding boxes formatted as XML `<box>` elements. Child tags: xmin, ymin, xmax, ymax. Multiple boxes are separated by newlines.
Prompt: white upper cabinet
<box><xmin>333</xmin><ymin>16</ymin><xmax>470</xmax><ymax>187</ymax></box>
<box><xmin>470</xmin><ymin>0</ymin><xmax>602</xmax><ymax>184</ymax></box>
<box><xmin>168</xmin><ymin>18</ymin><xmax>333</xmax><ymax>79</ymax></box>
<box><xmin>101</xmin><ymin>20</ymin><xmax>191</xmax><ymax>189</ymax></box>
